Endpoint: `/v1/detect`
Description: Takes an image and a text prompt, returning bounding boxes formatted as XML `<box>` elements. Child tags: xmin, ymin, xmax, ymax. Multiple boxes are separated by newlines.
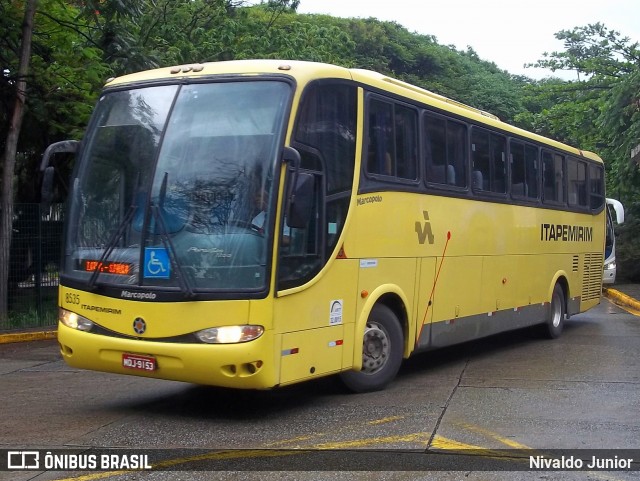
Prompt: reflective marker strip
<box><xmin>328</xmin><ymin>340</ymin><xmax>343</xmax><ymax>347</ymax></box>
<box><xmin>281</xmin><ymin>348</ymin><xmax>299</xmax><ymax>356</ymax></box>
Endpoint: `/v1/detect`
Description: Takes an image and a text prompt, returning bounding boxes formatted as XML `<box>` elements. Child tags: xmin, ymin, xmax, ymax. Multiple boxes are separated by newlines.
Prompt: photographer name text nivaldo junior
<box><xmin>530</xmin><ymin>455</ymin><xmax>635</xmax><ymax>471</ymax></box>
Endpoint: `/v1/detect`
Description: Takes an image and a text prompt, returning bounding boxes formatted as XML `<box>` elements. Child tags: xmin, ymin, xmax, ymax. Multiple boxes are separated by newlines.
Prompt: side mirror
<box><xmin>39</xmin><ymin>140</ymin><xmax>79</xmax><ymax>209</ymax></box>
<box><xmin>40</xmin><ymin>140</ymin><xmax>79</xmax><ymax>171</ymax></box>
<box><xmin>287</xmin><ymin>172</ymin><xmax>315</xmax><ymax>229</ymax></box>
<box><xmin>282</xmin><ymin>146</ymin><xmax>301</xmax><ymax>168</ymax></box>
<box><xmin>606</xmin><ymin>198</ymin><xmax>624</xmax><ymax>225</ymax></box>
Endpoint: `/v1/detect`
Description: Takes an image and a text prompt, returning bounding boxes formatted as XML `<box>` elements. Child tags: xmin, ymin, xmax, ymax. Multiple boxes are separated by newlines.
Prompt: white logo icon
<box><xmin>8</xmin><ymin>451</ymin><xmax>40</xmax><ymax>469</ymax></box>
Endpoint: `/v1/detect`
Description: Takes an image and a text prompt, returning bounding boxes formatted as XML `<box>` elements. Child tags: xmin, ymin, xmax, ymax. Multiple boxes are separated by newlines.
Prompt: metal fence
<box><xmin>1</xmin><ymin>203</ymin><xmax>64</xmax><ymax>331</ymax></box>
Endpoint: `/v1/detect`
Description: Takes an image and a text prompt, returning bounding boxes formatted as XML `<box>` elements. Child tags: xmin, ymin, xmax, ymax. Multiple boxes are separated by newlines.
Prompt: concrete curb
<box><xmin>603</xmin><ymin>288</ymin><xmax>640</xmax><ymax>312</ymax></box>
<box><xmin>0</xmin><ymin>329</ymin><xmax>57</xmax><ymax>344</ymax></box>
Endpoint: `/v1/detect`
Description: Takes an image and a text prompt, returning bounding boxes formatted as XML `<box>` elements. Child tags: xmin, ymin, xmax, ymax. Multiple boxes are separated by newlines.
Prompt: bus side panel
<box><xmin>279</xmin><ymin>326</ymin><xmax>345</xmax><ymax>385</ymax></box>
<box><xmin>481</xmin><ymin>255</ymin><xmax>522</xmax><ymax>312</ymax></box>
<box><xmin>481</xmin><ymin>254</ymin><xmax>560</xmax><ymax>312</ymax></box>
<box><xmin>274</xmin><ymin>259</ymin><xmax>359</xmax><ymax>384</ymax></box>
<box><xmin>431</xmin><ymin>256</ymin><xmax>483</xmax><ymax>324</ymax></box>
<box><xmin>414</xmin><ymin>257</ymin><xmax>437</xmax><ymax>347</ymax></box>
<box><xmin>356</xmin><ymin>257</ymin><xmax>417</xmax><ymax>357</ymax></box>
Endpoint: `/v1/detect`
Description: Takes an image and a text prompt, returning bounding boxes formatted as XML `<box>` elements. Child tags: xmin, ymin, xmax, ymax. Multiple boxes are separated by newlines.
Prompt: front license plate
<box><xmin>122</xmin><ymin>353</ymin><xmax>157</xmax><ymax>372</ymax></box>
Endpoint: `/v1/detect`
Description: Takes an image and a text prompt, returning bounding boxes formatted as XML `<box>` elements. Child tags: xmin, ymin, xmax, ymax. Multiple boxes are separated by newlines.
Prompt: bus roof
<box><xmin>105</xmin><ymin>59</ymin><xmax>353</xmax><ymax>87</ymax></box>
<box><xmin>104</xmin><ymin>59</ymin><xmax>602</xmax><ymax>163</ymax></box>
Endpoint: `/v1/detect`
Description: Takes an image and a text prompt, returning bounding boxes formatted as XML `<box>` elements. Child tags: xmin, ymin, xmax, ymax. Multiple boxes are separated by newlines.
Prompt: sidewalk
<box><xmin>0</xmin><ymin>327</ymin><xmax>56</xmax><ymax>344</ymax></box>
<box><xmin>603</xmin><ymin>282</ymin><xmax>640</xmax><ymax>311</ymax></box>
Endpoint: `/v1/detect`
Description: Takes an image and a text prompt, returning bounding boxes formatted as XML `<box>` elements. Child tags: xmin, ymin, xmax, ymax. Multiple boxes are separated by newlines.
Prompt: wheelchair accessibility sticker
<box><xmin>144</xmin><ymin>248</ymin><xmax>170</xmax><ymax>279</ymax></box>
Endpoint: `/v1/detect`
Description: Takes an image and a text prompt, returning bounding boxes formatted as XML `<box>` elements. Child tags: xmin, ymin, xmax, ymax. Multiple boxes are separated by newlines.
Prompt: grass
<box><xmin>1</xmin><ymin>289</ymin><xmax>58</xmax><ymax>331</ymax></box>
<box><xmin>2</xmin><ymin>307</ymin><xmax>57</xmax><ymax>330</ymax></box>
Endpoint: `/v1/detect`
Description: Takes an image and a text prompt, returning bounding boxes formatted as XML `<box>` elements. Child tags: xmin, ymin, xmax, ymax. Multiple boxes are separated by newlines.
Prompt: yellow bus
<box><xmin>45</xmin><ymin>60</ymin><xmax>606</xmax><ymax>393</ymax></box>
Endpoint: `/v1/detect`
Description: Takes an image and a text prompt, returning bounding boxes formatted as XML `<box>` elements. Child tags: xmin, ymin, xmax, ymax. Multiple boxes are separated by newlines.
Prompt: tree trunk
<box><xmin>0</xmin><ymin>0</ymin><xmax>38</xmax><ymax>323</ymax></box>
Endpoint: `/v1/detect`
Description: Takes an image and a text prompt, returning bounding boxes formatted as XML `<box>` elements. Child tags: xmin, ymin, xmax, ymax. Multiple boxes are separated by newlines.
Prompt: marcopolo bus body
<box><xmin>49</xmin><ymin>60</ymin><xmax>606</xmax><ymax>392</ymax></box>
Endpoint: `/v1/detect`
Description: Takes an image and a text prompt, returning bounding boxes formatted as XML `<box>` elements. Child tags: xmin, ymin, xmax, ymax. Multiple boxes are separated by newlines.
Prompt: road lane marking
<box><xmin>47</xmin><ymin>418</ymin><xmax>631</xmax><ymax>481</ymax></box>
<box><xmin>453</xmin><ymin>422</ymin><xmax>533</xmax><ymax>450</ymax></box>
<box><xmin>368</xmin><ymin>415</ymin><xmax>404</xmax><ymax>425</ymax></box>
<box><xmin>311</xmin><ymin>432</ymin><xmax>431</xmax><ymax>449</ymax></box>
<box><xmin>264</xmin><ymin>415</ymin><xmax>408</xmax><ymax>448</ymax></box>
<box><xmin>430</xmin><ymin>434</ymin><xmax>486</xmax><ymax>451</ymax></box>
<box><xmin>263</xmin><ymin>434</ymin><xmax>317</xmax><ymax>447</ymax></box>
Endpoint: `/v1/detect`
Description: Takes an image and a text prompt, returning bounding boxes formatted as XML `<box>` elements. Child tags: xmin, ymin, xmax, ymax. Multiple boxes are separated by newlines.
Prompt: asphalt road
<box><xmin>0</xmin><ymin>297</ymin><xmax>638</xmax><ymax>481</ymax></box>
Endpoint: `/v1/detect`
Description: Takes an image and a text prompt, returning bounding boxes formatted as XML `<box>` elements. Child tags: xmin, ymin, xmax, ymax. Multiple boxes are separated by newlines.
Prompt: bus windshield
<box><xmin>64</xmin><ymin>80</ymin><xmax>291</xmax><ymax>294</ymax></box>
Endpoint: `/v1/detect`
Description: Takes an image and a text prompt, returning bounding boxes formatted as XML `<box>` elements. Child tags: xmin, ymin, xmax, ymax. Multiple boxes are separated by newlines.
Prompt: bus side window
<box><xmin>589</xmin><ymin>164</ymin><xmax>605</xmax><ymax>211</ymax></box>
<box><xmin>525</xmin><ymin>143</ymin><xmax>540</xmax><ymax>199</ymax></box>
<box><xmin>542</xmin><ymin>151</ymin><xmax>565</xmax><ymax>204</ymax></box>
<box><xmin>471</xmin><ymin>128</ymin><xmax>506</xmax><ymax>194</ymax></box>
<box><xmin>367</xmin><ymin>99</ymin><xmax>394</xmax><ymax>176</ymax></box>
<box><xmin>284</xmin><ymin>81</ymin><xmax>357</xmax><ymax>290</ymax></box>
<box><xmin>367</xmin><ymin>98</ymin><xmax>418</xmax><ymax>181</ymax></box>
<box><xmin>510</xmin><ymin>141</ymin><xmax>539</xmax><ymax>199</ymax></box>
<box><xmin>424</xmin><ymin>115</ymin><xmax>447</xmax><ymax>183</ymax></box>
<box><xmin>510</xmin><ymin>140</ymin><xmax>526</xmax><ymax>196</ymax></box>
<box><xmin>568</xmin><ymin>157</ymin><xmax>588</xmax><ymax>208</ymax></box>
<box><xmin>424</xmin><ymin>113</ymin><xmax>466</xmax><ymax>188</ymax></box>
<box><xmin>394</xmin><ymin>104</ymin><xmax>418</xmax><ymax>180</ymax></box>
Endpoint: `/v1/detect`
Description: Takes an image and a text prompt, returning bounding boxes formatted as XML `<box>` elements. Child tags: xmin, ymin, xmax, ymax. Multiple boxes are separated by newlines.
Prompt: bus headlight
<box><xmin>604</xmin><ymin>261</ymin><xmax>616</xmax><ymax>270</ymax></box>
<box><xmin>195</xmin><ymin>325</ymin><xmax>264</xmax><ymax>344</ymax></box>
<box><xmin>59</xmin><ymin>308</ymin><xmax>94</xmax><ymax>332</ymax></box>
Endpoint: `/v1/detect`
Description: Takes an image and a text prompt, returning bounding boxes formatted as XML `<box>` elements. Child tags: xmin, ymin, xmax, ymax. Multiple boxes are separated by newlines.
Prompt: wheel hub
<box><xmin>362</xmin><ymin>322</ymin><xmax>390</xmax><ymax>373</ymax></box>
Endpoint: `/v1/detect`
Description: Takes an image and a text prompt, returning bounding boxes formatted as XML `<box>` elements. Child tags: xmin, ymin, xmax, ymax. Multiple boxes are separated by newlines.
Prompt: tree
<box><xmin>77</xmin><ymin>0</ymin><xmax>250</xmax><ymax>72</ymax></box>
<box><xmin>528</xmin><ymin>23</ymin><xmax>640</xmax><ymax>200</ymax></box>
<box><xmin>1</xmin><ymin>0</ymin><xmax>38</xmax><ymax>322</ymax></box>
<box><xmin>231</xmin><ymin>6</ymin><xmax>355</xmax><ymax>63</ymax></box>
<box><xmin>528</xmin><ymin>24</ymin><xmax>640</xmax><ymax>280</ymax></box>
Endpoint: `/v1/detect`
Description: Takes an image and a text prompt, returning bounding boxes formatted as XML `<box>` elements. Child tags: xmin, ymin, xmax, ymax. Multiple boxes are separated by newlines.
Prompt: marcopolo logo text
<box><xmin>121</xmin><ymin>290</ymin><xmax>157</xmax><ymax>300</ymax></box>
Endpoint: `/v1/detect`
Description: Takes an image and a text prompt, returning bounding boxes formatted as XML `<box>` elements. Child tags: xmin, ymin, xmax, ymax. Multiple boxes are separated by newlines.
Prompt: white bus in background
<box><xmin>604</xmin><ymin>198</ymin><xmax>625</xmax><ymax>284</ymax></box>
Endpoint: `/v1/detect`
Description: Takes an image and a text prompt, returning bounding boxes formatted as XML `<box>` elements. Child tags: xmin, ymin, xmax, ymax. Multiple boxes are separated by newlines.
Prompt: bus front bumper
<box><xmin>57</xmin><ymin>323</ymin><xmax>278</xmax><ymax>389</ymax></box>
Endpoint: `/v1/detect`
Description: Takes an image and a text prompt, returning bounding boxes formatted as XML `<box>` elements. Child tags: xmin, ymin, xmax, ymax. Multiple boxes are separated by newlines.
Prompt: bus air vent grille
<box><xmin>582</xmin><ymin>252</ymin><xmax>603</xmax><ymax>301</ymax></box>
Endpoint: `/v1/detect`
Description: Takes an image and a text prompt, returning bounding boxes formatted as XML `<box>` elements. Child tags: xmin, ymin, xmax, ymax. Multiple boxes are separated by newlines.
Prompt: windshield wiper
<box><xmin>87</xmin><ymin>173</ymin><xmax>141</xmax><ymax>290</ymax></box>
<box><xmin>86</xmin><ymin>171</ymin><xmax>194</xmax><ymax>298</ymax></box>
<box><xmin>150</xmin><ymin>174</ymin><xmax>195</xmax><ymax>298</ymax></box>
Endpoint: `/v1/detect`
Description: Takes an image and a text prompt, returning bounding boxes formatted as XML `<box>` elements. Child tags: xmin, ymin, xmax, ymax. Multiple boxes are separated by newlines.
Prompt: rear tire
<box><xmin>542</xmin><ymin>283</ymin><xmax>565</xmax><ymax>339</ymax></box>
<box><xmin>340</xmin><ymin>304</ymin><xmax>403</xmax><ymax>393</ymax></box>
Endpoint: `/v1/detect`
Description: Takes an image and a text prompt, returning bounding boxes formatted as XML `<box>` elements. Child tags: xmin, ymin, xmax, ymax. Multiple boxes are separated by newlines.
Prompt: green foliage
<box><xmin>615</xmin><ymin>202</ymin><xmax>640</xmax><ymax>281</ymax></box>
<box><xmin>232</xmin><ymin>9</ymin><xmax>355</xmax><ymax>63</ymax></box>
<box><xmin>3</xmin><ymin>0</ymin><xmax>640</xmax><ymax>301</ymax></box>
<box><xmin>3</xmin><ymin>3</ymin><xmax>639</xmax><ymax>212</ymax></box>
<box><xmin>5</xmin><ymin>298</ymin><xmax>58</xmax><ymax>330</ymax></box>
<box><xmin>533</xmin><ymin>23</ymin><xmax>639</xmax><ymax>79</ymax></box>
<box><xmin>528</xmin><ymin>23</ymin><xmax>640</xmax><ymax>276</ymax></box>
<box><xmin>527</xmin><ymin>24</ymin><xmax>640</xmax><ymax>202</ymax></box>
<box><xmin>1</xmin><ymin>0</ymin><xmax>109</xmax><ymax>201</ymax></box>
<box><xmin>239</xmin><ymin>12</ymin><xmax>526</xmax><ymax>123</ymax></box>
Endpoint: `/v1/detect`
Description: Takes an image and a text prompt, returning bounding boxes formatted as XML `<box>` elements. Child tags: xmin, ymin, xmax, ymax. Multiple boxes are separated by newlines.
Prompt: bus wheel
<box><xmin>340</xmin><ymin>304</ymin><xmax>403</xmax><ymax>393</ymax></box>
<box><xmin>542</xmin><ymin>283</ymin><xmax>565</xmax><ymax>339</ymax></box>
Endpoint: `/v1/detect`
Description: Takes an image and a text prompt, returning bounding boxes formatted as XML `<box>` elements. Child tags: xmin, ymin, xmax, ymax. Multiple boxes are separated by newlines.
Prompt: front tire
<box><xmin>340</xmin><ymin>304</ymin><xmax>404</xmax><ymax>393</ymax></box>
